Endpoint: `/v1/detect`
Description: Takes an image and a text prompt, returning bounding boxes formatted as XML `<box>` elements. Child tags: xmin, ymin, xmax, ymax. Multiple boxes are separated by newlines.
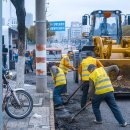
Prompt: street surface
<box><xmin>50</xmin><ymin>71</ymin><xmax>130</xmax><ymax>130</ymax></box>
<box><xmin>3</xmin><ymin>70</ymin><xmax>130</xmax><ymax>130</ymax></box>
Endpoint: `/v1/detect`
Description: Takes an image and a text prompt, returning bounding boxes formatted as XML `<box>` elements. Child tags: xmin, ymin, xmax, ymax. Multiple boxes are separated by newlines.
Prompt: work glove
<box><xmin>72</xmin><ymin>67</ymin><xmax>76</xmax><ymax>71</ymax></box>
<box><xmin>117</xmin><ymin>75</ymin><xmax>123</xmax><ymax>81</ymax></box>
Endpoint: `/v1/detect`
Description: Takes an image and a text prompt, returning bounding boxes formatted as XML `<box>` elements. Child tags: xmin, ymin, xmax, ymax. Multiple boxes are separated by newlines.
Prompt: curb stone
<box><xmin>49</xmin><ymin>90</ymin><xmax>55</xmax><ymax>130</ymax></box>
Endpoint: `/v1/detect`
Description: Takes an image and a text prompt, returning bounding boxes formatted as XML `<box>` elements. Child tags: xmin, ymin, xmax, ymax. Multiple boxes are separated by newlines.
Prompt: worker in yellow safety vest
<box><xmin>87</xmin><ymin>64</ymin><xmax>127</xmax><ymax>127</ymax></box>
<box><xmin>49</xmin><ymin>63</ymin><xmax>67</xmax><ymax>110</ymax></box>
<box><xmin>78</xmin><ymin>52</ymin><xmax>103</xmax><ymax>108</ymax></box>
<box><xmin>59</xmin><ymin>51</ymin><xmax>75</xmax><ymax>94</ymax></box>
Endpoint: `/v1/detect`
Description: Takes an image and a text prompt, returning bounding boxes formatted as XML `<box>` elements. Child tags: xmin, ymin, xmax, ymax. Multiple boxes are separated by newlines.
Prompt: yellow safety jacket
<box><xmin>81</xmin><ymin>57</ymin><xmax>96</xmax><ymax>81</ymax></box>
<box><xmin>89</xmin><ymin>67</ymin><xmax>114</xmax><ymax>94</ymax></box>
<box><xmin>59</xmin><ymin>55</ymin><xmax>70</xmax><ymax>74</ymax></box>
<box><xmin>51</xmin><ymin>67</ymin><xmax>66</xmax><ymax>87</ymax></box>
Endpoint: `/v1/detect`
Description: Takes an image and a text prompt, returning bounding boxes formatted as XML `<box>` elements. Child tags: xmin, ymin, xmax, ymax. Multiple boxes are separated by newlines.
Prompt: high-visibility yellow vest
<box><xmin>81</xmin><ymin>57</ymin><xmax>96</xmax><ymax>81</ymax></box>
<box><xmin>89</xmin><ymin>67</ymin><xmax>114</xmax><ymax>94</ymax></box>
<box><xmin>59</xmin><ymin>55</ymin><xmax>70</xmax><ymax>74</ymax></box>
<box><xmin>51</xmin><ymin>67</ymin><xmax>66</xmax><ymax>87</ymax></box>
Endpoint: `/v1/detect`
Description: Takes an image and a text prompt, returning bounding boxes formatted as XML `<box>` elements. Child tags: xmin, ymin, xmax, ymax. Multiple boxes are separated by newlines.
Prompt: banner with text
<box><xmin>49</xmin><ymin>21</ymin><xmax>65</xmax><ymax>31</ymax></box>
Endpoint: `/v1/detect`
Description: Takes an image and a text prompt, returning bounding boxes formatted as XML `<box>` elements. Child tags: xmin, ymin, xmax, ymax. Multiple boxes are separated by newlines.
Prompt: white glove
<box><xmin>117</xmin><ymin>75</ymin><xmax>123</xmax><ymax>81</ymax></box>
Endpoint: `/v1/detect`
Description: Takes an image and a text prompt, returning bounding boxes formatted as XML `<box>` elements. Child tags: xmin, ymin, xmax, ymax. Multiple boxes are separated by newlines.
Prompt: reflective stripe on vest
<box><xmin>51</xmin><ymin>67</ymin><xmax>66</xmax><ymax>87</ymax></box>
<box><xmin>89</xmin><ymin>67</ymin><xmax>114</xmax><ymax>94</ymax></box>
<box><xmin>81</xmin><ymin>57</ymin><xmax>96</xmax><ymax>81</ymax></box>
<box><xmin>59</xmin><ymin>55</ymin><xmax>70</xmax><ymax>74</ymax></box>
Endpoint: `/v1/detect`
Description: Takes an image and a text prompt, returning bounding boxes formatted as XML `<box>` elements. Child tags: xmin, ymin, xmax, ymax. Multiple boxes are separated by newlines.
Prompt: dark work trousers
<box><xmin>81</xmin><ymin>81</ymin><xmax>89</xmax><ymax>108</ymax></box>
<box><xmin>53</xmin><ymin>85</ymin><xmax>66</xmax><ymax>105</ymax></box>
<box><xmin>92</xmin><ymin>91</ymin><xmax>126</xmax><ymax>124</ymax></box>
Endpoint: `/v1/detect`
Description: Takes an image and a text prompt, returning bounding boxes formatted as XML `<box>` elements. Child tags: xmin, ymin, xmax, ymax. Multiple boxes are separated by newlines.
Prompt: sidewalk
<box><xmin>3</xmin><ymin>80</ymin><xmax>55</xmax><ymax>130</ymax></box>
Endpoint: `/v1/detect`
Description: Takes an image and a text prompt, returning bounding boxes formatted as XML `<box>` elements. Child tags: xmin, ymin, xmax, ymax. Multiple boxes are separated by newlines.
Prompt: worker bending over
<box><xmin>59</xmin><ymin>51</ymin><xmax>75</xmax><ymax>94</ymax></box>
<box><xmin>87</xmin><ymin>64</ymin><xmax>127</xmax><ymax>127</ymax></box>
<box><xmin>49</xmin><ymin>63</ymin><xmax>66</xmax><ymax>110</ymax></box>
<box><xmin>78</xmin><ymin>52</ymin><xmax>103</xmax><ymax>108</ymax></box>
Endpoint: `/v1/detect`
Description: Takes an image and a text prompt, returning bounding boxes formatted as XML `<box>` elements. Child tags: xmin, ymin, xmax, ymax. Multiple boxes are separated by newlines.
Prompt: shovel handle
<box><xmin>71</xmin><ymin>101</ymin><xmax>92</xmax><ymax>121</ymax></box>
<box><xmin>66</xmin><ymin>83</ymin><xmax>83</xmax><ymax>103</ymax></box>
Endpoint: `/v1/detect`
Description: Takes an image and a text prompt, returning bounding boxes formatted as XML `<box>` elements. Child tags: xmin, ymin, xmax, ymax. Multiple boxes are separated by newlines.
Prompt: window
<box><xmin>47</xmin><ymin>50</ymin><xmax>61</xmax><ymax>61</ymax></box>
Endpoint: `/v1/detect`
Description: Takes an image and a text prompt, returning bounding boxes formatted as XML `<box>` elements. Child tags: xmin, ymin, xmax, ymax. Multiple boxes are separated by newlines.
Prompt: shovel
<box><xmin>63</xmin><ymin>83</ymin><xmax>83</xmax><ymax>105</ymax></box>
<box><xmin>69</xmin><ymin>101</ymin><xmax>92</xmax><ymax>123</ymax></box>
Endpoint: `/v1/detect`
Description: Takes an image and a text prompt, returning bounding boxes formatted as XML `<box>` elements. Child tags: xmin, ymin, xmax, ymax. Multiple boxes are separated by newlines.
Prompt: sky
<box><xmin>25</xmin><ymin>0</ymin><xmax>130</xmax><ymax>26</ymax></box>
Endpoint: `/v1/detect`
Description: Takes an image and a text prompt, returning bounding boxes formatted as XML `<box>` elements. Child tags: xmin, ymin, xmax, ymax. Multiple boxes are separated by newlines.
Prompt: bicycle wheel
<box><xmin>5</xmin><ymin>90</ymin><xmax>33</xmax><ymax>119</ymax></box>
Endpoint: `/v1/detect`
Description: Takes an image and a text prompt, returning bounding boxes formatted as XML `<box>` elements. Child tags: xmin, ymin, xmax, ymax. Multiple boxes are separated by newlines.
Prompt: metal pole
<box><xmin>36</xmin><ymin>0</ymin><xmax>48</xmax><ymax>92</ymax></box>
<box><xmin>0</xmin><ymin>0</ymin><xmax>3</xmax><ymax>129</ymax></box>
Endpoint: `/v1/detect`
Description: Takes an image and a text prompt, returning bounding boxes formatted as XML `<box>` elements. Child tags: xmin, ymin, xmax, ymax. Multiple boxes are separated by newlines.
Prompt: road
<box><xmin>51</xmin><ymin>71</ymin><xmax>130</xmax><ymax>130</ymax></box>
<box><xmin>5</xmin><ymin>70</ymin><xmax>130</xmax><ymax>130</ymax></box>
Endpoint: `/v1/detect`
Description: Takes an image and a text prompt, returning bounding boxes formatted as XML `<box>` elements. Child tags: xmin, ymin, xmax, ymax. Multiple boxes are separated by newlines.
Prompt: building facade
<box><xmin>70</xmin><ymin>22</ymin><xmax>82</xmax><ymax>40</ymax></box>
<box><xmin>25</xmin><ymin>13</ymin><xmax>33</xmax><ymax>28</ymax></box>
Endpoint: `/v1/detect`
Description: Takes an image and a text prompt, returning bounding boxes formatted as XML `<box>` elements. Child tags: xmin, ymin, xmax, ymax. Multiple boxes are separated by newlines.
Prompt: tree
<box><xmin>10</xmin><ymin>0</ymin><xmax>26</xmax><ymax>56</ymax></box>
<box><xmin>46</xmin><ymin>21</ymin><xmax>55</xmax><ymax>37</ymax></box>
<box><xmin>27</xmin><ymin>25</ymin><xmax>36</xmax><ymax>42</ymax></box>
<box><xmin>27</xmin><ymin>21</ymin><xmax>55</xmax><ymax>43</ymax></box>
<box><xmin>10</xmin><ymin>0</ymin><xmax>26</xmax><ymax>88</ymax></box>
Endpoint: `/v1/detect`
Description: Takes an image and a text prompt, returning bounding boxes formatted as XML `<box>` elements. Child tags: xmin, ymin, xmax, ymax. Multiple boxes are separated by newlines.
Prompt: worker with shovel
<box><xmin>87</xmin><ymin>64</ymin><xmax>127</xmax><ymax>127</ymax></box>
<box><xmin>49</xmin><ymin>63</ymin><xmax>67</xmax><ymax>110</ymax></box>
<box><xmin>78</xmin><ymin>52</ymin><xmax>103</xmax><ymax>108</ymax></box>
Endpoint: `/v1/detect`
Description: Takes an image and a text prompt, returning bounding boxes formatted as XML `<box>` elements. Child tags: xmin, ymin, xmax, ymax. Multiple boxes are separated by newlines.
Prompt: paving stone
<box><xmin>32</xmin><ymin>107</ymin><xmax>50</xmax><ymax>116</ymax></box>
<box><xmin>7</xmin><ymin>128</ymin><xmax>28</xmax><ymax>130</ymax></box>
<box><xmin>29</xmin><ymin>107</ymin><xmax>50</xmax><ymax>127</ymax></box>
<box><xmin>28</xmin><ymin>128</ymin><xmax>50</xmax><ymax>130</ymax></box>
<box><xmin>3</xmin><ymin>73</ymin><xmax>55</xmax><ymax>130</ymax></box>
<box><xmin>7</xmin><ymin>118</ymin><xmax>29</xmax><ymax>128</ymax></box>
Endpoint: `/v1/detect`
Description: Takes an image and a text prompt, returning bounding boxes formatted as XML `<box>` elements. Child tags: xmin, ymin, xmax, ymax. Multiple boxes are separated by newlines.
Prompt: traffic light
<box><xmin>82</xmin><ymin>15</ymin><xmax>87</xmax><ymax>25</ymax></box>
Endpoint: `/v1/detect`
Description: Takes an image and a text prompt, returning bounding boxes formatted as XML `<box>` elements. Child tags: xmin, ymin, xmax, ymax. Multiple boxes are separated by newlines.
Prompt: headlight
<box><xmin>8</xmin><ymin>72</ymin><xmax>13</xmax><ymax>79</ymax></box>
<box><xmin>9</xmin><ymin>72</ymin><xmax>13</xmax><ymax>76</ymax></box>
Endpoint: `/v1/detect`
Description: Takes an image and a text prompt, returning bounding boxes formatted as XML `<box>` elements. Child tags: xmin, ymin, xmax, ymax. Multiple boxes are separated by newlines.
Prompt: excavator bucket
<box><xmin>99</xmin><ymin>59</ymin><xmax>130</xmax><ymax>96</ymax></box>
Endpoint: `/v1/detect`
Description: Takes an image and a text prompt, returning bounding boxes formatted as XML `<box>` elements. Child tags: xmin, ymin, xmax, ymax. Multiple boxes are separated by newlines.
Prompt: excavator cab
<box><xmin>82</xmin><ymin>10</ymin><xmax>127</xmax><ymax>43</ymax></box>
<box><xmin>74</xmin><ymin>10</ymin><xmax>130</xmax><ymax>95</ymax></box>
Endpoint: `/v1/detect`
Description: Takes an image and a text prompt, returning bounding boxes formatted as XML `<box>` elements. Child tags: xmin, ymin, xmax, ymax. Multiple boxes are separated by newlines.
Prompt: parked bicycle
<box><xmin>2</xmin><ymin>69</ymin><xmax>33</xmax><ymax>119</ymax></box>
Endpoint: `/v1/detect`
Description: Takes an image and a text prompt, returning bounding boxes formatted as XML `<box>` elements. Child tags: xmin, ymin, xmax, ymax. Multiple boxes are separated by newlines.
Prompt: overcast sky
<box><xmin>25</xmin><ymin>0</ymin><xmax>130</xmax><ymax>26</ymax></box>
<box><xmin>11</xmin><ymin>0</ymin><xmax>130</xmax><ymax>26</ymax></box>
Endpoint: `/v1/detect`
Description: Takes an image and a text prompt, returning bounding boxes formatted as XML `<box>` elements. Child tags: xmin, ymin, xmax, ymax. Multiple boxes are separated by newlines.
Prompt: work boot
<box><xmin>120</xmin><ymin>122</ymin><xmax>127</xmax><ymax>127</ymax></box>
<box><xmin>55</xmin><ymin>105</ymin><xmax>64</xmax><ymax>110</ymax></box>
<box><xmin>93</xmin><ymin>119</ymin><xmax>102</xmax><ymax>124</ymax></box>
<box><xmin>61</xmin><ymin>93</ymin><xmax>69</xmax><ymax>96</ymax></box>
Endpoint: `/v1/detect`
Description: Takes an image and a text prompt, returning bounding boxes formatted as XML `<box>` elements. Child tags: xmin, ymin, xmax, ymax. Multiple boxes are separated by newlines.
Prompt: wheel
<box><xmin>5</xmin><ymin>90</ymin><xmax>33</xmax><ymax>119</ymax></box>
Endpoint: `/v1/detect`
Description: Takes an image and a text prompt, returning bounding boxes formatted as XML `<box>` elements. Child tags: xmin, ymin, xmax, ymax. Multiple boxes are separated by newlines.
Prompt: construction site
<box><xmin>53</xmin><ymin>10</ymin><xmax>130</xmax><ymax>130</ymax></box>
<box><xmin>2</xmin><ymin>1</ymin><xmax>130</xmax><ymax>129</ymax></box>
<box><xmin>25</xmin><ymin>10</ymin><xmax>130</xmax><ymax>130</ymax></box>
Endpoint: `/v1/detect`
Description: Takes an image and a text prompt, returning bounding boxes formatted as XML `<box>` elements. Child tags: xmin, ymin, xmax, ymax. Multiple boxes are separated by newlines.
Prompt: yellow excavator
<box><xmin>73</xmin><ymin>10</ymin><xmax>130</xmax><ymax>95</ymax></box>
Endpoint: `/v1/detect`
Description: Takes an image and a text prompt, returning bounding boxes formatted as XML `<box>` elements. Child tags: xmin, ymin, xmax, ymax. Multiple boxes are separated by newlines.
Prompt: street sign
<box><xmin>49</xmin><ymin>21</ymin><xmax>65</xmax><ymax>31</ymax></box>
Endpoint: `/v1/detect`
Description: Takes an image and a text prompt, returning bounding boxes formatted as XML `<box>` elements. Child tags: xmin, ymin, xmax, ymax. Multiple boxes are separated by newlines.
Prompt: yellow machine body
<box><xmin>93</xmin><ymin>36</ymin><xmax>130</xmax><ymax>95</ymax></box>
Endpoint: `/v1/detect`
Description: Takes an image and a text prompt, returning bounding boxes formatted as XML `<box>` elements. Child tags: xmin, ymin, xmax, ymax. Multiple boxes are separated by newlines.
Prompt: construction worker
<box><xmin>59</xmin><ymin>51</ymin><xmax>75</xmax><ymax>94</ymax></box>
<box><xmin>87</xmin><ymin>64</ymin><xmax>127</xmax><ymax>127</ymax></box>
<box><xmin>49</xmin><ymin>63</ymin><xmax>66</xmax><ymax>110</ymax></box>
<box><xmin>78</xmin><ymin>52</ymin><xmax>103</xmax><ymax>108</ymax></box>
